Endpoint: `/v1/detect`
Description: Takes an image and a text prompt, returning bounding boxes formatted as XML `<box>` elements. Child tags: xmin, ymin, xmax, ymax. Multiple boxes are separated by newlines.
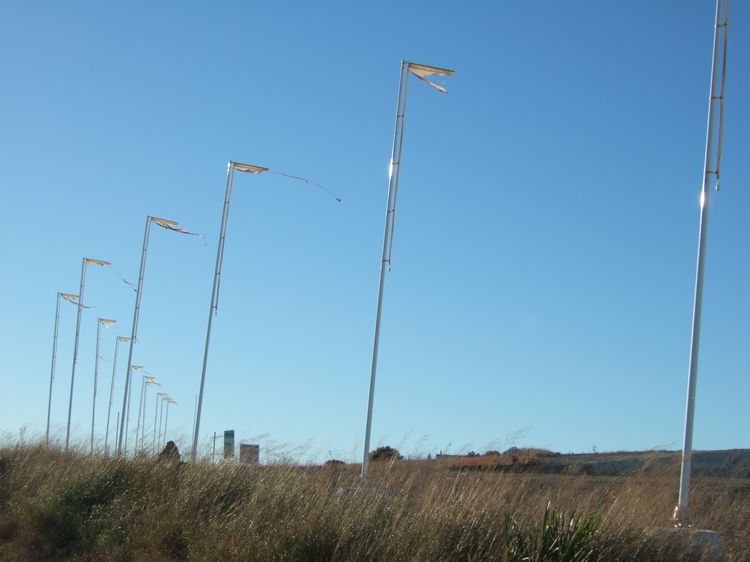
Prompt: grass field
<box><xmin>0</xmin><ymin>444</ymin><xmax>748</xmax><ymax>561</ymax></box>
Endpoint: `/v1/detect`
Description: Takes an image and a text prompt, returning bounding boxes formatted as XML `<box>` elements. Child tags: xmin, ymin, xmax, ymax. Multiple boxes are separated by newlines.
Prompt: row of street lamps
<box><xmin>40</xmin><ymin>21</ymin><xmax>730</xmax><ymax>527</ymax></box>
<box><xmin>46</xmin><ymin>229</ymin><xmax>184</xmax><ymax>456</ymax></box>
<box><xmin>42</xmin><ymin>61</ymin><xmax>459</xmax><ymax>467</ymax></box>
<box><xmin>46</xmin><ymin>296</ymin><xmax>178</xmax><ymax>456</ymax></box>
<box><xmin>44</xmin><ymin>60</ymin><xmax>451</xmax><ymax>463</ymax></box>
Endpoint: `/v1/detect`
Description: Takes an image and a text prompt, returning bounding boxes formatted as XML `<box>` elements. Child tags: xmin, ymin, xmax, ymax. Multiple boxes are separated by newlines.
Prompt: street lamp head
<box><xmin>84</xmin><ymin>258</ymin><xmax>111</xmax><ymax>267</ymax></box>
<box><xmin>150</xmin><ymin>216</ymin><xmax>179</xmax><ymax>228</ymax></box>
<box><xmin>99</xmin><ymin>318</ymin><xmax>117</xmax><ymax>327</ymax></box>
<box><xmin>406</xmin><ymin>62</ymin><xmax>455</xmax><ymax>77</ymax></box>
<box><xmin>117</xmin><ymin>336</ymin><xmax>131</xmax><ymax>342</ymax></box>
<box><xmin>231</xmin><ymin>162</ymin><xmax>270</xmax><ymax>174</ymax></box>
<box><xmin>406</xmin><ymin>62</ymin><xmax>454</xmax><ymax>94</ymax></box>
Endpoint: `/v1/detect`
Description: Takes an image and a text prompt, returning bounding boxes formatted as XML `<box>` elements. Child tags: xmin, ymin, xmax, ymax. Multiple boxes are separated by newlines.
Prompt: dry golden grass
<box><xmin>0</xmin><ymin>445</ymin><xmax>748</xmax><ymax>561</ymax></box>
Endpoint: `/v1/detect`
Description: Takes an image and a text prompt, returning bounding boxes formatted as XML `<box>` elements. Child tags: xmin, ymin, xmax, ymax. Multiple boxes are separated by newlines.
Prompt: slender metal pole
<box><xmin>91</xmin><ymin>319</ymin><xmax>102</xmax><ymax>454</ymax></box>
<box><xmin>152</xmin><ymin>392</ymin><xmax>159</xmax><ymax>454</ymax></box>
<box><xmin>212</xmin><ymin>431</ymin><xmax>217</xmax><ymax>462</ymax></box>
<box><xmin>134</xmin><ymin>375</ymin><xmax>145</xmax><ymax>450</ymax></box>
<box><xmin>164</xmin><ymin>402</ymin><xmax>171</xmax><ymax>444</ymax></box>
<box><xmin>192</xmin><ymin>395</ymin><xmax>198</xmax><ymax>458</ymax></box>
<box><xmin>362</xmin><ymin>61</ymin><xmax>411</xmax><ymax>478</ymax></box>
<box><xmin>161</xmin><ymin>399</ymin><xmax>167</xmax><ymax>445</ymax></box>
<box><xmin>46</xmin><ymin>293</ymin><xmax>62</xmax><ymax>444</ymax></box>
<box><xmin>123</xmin><ymin>368</ymin><xmax>134</xmax><ymax>451</ymax></box>
<box><xmin>162</xmin><ymin>399</ymin><xmax>167</xmax><ymax>444</ymax></box>
<box><xmin>141</xmin><ymin>382</ymin><xmax>157</xmax><ymax>451</ymax></box>
<box><xmin>66</xmin><ymin>259</ymin><xmax>88</xmax><ymax>451</ymax></box>
<box><xmin>157</xmin><ymin>399</ymin><xmax>162</xmax><ymax>448</ymax></box>
<box><xmin>104</xmin><ymin>338</ymin><xmax>122</xmax><ymax>456</ymax></box>
<box><xmin>161</xmin><ymin>401</ymin><xmax>168</xmax><ymax>445</ymax></box>
<box><xmin>675</xmin><ymin>0</ymin><xmax>730</xmax><ymax>523</ymax></box>
<box><xmin>193</xmin><ymin>163</ymin><xmax>236</xmax><ymax>461</ymax></box>
<box><xmin>157</xmin><ymin>397</ymin><xmax>165</xmax><ymax>450</ymax></box>
<box><xmin>139</xmin><ymin>384</ymin><xmax>145</xmax><ymax>450</ymax></box>
<box><xmin>118</xmin><ymin>217</ymin><xmax>152</xmax><ymax>455</ymax></box>
<box><xmin>115</xmin><ymin>411</ymin><xmax>119</xmax><ymax>448</ymax></box>
<box><xmin>140</xmin><ymin>382</ymin><xmax>149</xmax><ymax>451</ymax></box>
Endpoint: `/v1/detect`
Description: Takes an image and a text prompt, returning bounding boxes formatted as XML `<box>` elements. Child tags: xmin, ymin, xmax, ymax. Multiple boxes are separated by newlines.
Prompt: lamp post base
<box><xmin>645</xmin><ymin>527</ymin><xmax>725</xmax><ymax>562</ymax></box>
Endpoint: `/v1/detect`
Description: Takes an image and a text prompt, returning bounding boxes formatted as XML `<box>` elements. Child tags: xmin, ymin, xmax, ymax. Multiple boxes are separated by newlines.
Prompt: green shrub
<box><xmin>504</xmin><ymin>503</ymin><xmax>598</xmax><ymax>562</ymax></box>
<box><xmin>369</xmin><ymin>446</ymin><xmax>402</xmax><ymax>462</ymax></box>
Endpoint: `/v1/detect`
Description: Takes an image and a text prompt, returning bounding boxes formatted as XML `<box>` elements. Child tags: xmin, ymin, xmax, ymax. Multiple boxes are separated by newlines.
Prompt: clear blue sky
<box><xmin>1</xmin><ymin>1</ymin><xmax>748</xmax><ymax>462</ymax></box>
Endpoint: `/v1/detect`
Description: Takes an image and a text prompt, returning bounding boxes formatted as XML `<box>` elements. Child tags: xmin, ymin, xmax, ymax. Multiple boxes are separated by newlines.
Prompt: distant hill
<box><xmin>446</xmin><ymin>449</ymin><xmax>750</xmax><ymax>479</ymax></box>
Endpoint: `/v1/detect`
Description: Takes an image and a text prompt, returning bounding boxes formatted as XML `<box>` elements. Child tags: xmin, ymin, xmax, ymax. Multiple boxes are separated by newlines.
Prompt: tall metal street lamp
<box><xmin>91</xmin><ymin>318</ymin><xmax>116</xmax><ymax>453</ymax></box>
<box><xmin>116</xmin><ymin>215</ymin><xmax>200</xmax><ymax>455</ymax></box>
<box><xmin>46</xmin><ymin>292</ymin><xmax>80</xmax><ymax>444</ymax></box>
<box><xmin>121</xmin><ymin>364</ymin><xmax>144</xmax><ymax>452</ymax></box>
<box><xmin>66</xmin><ymin>257</ymin><xmax>111</xmax><ymax>451</ymax></box>
<box><xmin>134</xmin><ymin>371</ymin><xmax>157</xmax><ymax>451</ymax></box>
<box><xmin>163</xmin><ymin>396</ymin><xmax>176</xmax><ymax>446</ymax></box>
<box><xmin>104</xmin><ymin>336</ymin><xmax>130</xmax><ymax>455</ymax></box>
<box><xmin>674</xmin><ymin>0</ymin><xmax>731</xmax><ymax>524</ymax></box>
<box><xmin>153</xmin><ymin>391</ymin><xmax>167</xmax><ymax>454</ymax></box>
<box><xmin>361</xmin><ymin>61</ymin><xmax>454</xmax><ymax>478</ymax></box>
<box><xmin>191</xmin><ymin>161</ymin><xmax>341</xmax><ymax>461</ymax></box>
<box><xmin>192</xmin><ymin>162</ymin><xmax>268</xmax><ymax>461</ymax></box>
<box><xmin>140</xmin><ymin>377</ymin><xmax>160</xmax><ymax>451</ymax></box>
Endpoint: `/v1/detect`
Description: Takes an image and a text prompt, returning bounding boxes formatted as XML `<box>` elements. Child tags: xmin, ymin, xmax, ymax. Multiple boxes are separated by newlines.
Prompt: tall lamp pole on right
<box><xmin>674</xmin><ymin>0</ymin><xmax>731</xmax><ymax>525</ymax></box>
<box><xmin>361</xmin><ymin>61</ymin><xmax>454</xmax><ymax>478</ymax></box>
